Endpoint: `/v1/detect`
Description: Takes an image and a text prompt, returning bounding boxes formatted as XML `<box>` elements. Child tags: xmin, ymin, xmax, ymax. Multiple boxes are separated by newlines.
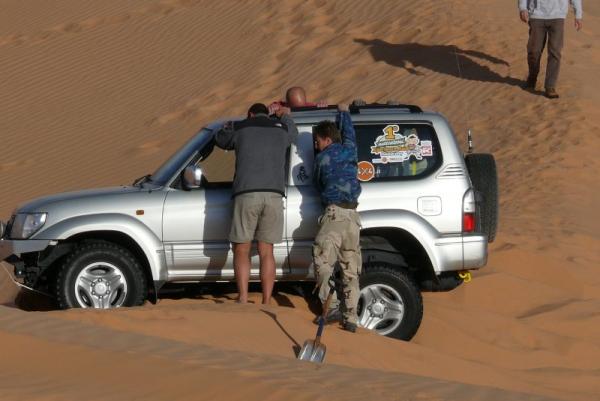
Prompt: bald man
<box><xmin>268</xmin><ymin>87</ymin><xmax>327</xmax><ymax>114</ymax></box>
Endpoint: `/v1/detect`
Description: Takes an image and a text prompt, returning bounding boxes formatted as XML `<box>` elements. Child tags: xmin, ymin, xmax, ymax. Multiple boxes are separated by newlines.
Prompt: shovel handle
<box><xmin>310</xmin><ymin>274</ymin><xmax>339</xmax><ymax>348</ymax></box>
<box><xmin>315</xmin><ymin>317</ymin><xmax>325</xmax><ymax>340</ymax></box>
<box><xmin>314</xmin><ymin>283</ymin><xmax>336</xmax><ymax>343</ymax></box>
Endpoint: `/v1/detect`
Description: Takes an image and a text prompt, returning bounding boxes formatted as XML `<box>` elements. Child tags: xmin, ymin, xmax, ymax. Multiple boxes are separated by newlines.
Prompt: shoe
<box><xmin>342</xmin><ymin>321</ymin><xmax>357</xmax><ymax>333</ymax></box>
<box><xmin>313</xmin><ymin>308</ymin><xmax>342</xmax><ymax>325</ymax></box>
<box><xmin>545</xmin><ymin>87</ymin><xmax>559</xmax><ymax>99</ymax></box>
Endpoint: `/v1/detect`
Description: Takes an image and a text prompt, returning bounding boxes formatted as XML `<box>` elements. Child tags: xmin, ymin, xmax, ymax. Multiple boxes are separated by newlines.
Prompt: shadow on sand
<box><xmin>158</xmin><ymin>282</ymin><xmax>315</xmax><ymax>308</ymax></box>
<box><xmin>4</xmin><ymin>282</ymin><xmax>322</xmax><ymax>314</ymax></box>
<box><xmin>355</xmin><ymin>38</ymin><xmax>523</xmax><ymax>87</ymax></box>
<box><xmin>261</xmin><ymin>309</ymin><xmax>303</xmax><ymax>357</ymax></box>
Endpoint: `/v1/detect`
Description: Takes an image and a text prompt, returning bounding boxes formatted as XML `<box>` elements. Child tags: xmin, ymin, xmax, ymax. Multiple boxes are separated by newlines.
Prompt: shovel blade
<box><xmin>297</xmin><ymin>339</ymin><xmax>326</xmax><ymax>363</ymax></box>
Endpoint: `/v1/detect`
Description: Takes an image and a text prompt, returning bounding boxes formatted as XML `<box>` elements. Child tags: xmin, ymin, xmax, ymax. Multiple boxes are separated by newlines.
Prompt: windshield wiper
<box><xmin>133</xmin><ymin>174</ymin><xmax>152</xmax><ymax>187</ymax></box>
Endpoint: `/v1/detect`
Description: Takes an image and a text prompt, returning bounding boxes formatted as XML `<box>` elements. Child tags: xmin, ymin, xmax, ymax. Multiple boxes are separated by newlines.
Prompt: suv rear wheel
<box><xmin>56</xmin><ymin>240</ymin><xmax>147</xmax><ymax>309</ymax></box>
<box><xmin>358</xmin><ymin>264</ymin><xmax>423</xmax><ymax>340</ymax></box>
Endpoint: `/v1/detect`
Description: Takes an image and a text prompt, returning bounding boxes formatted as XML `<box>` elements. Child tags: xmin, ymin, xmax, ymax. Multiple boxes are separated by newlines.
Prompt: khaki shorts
<box><xmin>229</xmin><ymin>192</ymin><xmax>284</xmax><ymax>244</ymax></box>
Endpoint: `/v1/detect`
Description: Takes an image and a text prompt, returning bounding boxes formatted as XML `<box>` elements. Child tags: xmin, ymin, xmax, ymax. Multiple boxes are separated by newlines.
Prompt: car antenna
<box><xmin>442</xmin><ymin>2</ymin><xmax>474</xmax><ymax>154</ymax></box>
<box><xmin>451</xmin><ymin>43</ymin><xmax>474</xmax><ymax>154</ymax></box>
<box><xmin>467</xmin><ymin>129</ymin><xmax>474</xmax><ymax>153</ymax></box>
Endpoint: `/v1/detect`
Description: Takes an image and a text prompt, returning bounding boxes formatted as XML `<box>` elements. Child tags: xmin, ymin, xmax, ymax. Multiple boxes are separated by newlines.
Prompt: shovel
<box><xmin>297</xmin><ymin>278</ymin><xmax>337</xmax><ymax>363</ymax></box>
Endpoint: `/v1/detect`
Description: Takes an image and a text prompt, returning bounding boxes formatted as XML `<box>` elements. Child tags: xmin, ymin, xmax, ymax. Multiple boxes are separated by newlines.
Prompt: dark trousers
<box><xmin>527</xmin><ymin>18</ymin><xmax>564</xmax><ymax>89</ymax></box>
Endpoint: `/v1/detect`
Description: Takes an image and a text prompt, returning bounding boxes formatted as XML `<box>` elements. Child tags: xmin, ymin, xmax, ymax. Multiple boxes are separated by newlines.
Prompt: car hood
<box><xmin>16</xmin><ymin>186</ymin><xmax>144</xmax><ymax>214</ymax></box>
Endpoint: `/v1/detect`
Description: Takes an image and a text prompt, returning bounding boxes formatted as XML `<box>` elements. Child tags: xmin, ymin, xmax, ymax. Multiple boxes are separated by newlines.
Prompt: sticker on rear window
<box><xmin>357</xmin><ymin>161</ymin><xmax>375</xmax><ymax>182</ymax></box>
<box><xmin>371</xmin><ymin>125</ymin><xmax>433</xmax><ymax>164</ymax></box>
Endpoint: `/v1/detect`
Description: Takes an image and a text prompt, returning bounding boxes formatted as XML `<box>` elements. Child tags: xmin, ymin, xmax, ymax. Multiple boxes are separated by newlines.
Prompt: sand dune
<box><xmin>1</xmin><ymin>1</ymin><xmax>599</xmax><ymax>400</ymax></box>
<box><xmin>0</xmin><ymin>302</ymin><xmax>570</xmax><ymax>401</ymax></box>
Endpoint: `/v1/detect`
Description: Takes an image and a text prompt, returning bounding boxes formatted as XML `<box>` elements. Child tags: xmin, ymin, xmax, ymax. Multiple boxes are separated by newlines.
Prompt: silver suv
<box><xmin>0</xmin><ymin>102</ymin><xmax>498</xmax><ymax>340</ymax></box>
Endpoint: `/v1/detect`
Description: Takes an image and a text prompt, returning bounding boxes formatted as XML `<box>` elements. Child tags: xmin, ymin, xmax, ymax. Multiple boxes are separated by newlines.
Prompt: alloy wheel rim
<box><xmin>74</xmin><ymin>262</ymin><xmax>128</xmax><ymax>308</ymax></box>
<box><xmin>358</xmin><ymin>283</ymin><xmax>404</xmax><ymax>336</ymax></box>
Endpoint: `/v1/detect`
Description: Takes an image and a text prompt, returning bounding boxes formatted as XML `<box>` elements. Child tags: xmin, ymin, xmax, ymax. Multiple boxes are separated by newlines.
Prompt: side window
<box><xmin>196</xmin><ymin>147</ymin><xmax>235</xmax><ymax>184</ymax></box>
<box><xmin>289</xmin><ymin>125</ymin><xmax>315</xmax><ymax>186</ymax></box>
<box><xmin>355</xmin><ymin>123</ymin><xmax>441</xmax><ymax>182</ymax></box>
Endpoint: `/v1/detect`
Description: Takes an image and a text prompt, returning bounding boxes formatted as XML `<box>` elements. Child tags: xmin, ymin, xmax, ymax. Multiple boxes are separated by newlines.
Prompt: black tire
<box><xmin>359</xmin><ymin>264</ymin><xmax>423</xmax><ymax>341</ymax></box>
<box><xmin>464</xmin><ymin>153</ymin><xmax>498</xmax><ymax>242</ymax></box>
<box><xmin>56</xmin><ymin>240</ymin><xmax>147</xmax><ymax>309</ymax></box>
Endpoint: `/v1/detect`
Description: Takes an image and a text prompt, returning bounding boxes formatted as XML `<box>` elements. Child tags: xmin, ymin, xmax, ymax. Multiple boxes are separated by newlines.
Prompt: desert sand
<box><xmin>0</xmin><ymin>1</ymin><xmax>599</xmax><ymax>400</ymax></box>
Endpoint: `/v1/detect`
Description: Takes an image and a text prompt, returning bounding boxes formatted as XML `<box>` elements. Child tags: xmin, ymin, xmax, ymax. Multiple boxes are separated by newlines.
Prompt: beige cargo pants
<box><xmin>313</xmin><ymin>204</ymin><xmax>362</xmax><ymax>325</ymax></box>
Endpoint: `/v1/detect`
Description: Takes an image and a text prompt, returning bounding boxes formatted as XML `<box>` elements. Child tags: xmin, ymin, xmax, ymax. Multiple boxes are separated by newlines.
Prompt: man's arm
<box><xmin>214</xmin><ymin>122</ymin><xmax>236</xmax><ymax>150</ymax></box>
<box><xmin>336</xmin><ymin>104</ymin><xmax>357</xmax><ymax>148</ymax></box>
<box><xmin>572</xmin><ymin>0</ymin><xmax>583</xmax><ymax>30</ymax></box>
<box><xmin>276</xmin><ymin>107</ymin><xmax>299</xmax><ymax>144</ymax></box>
<box><xmin>518</xmin><ymin>0</ymin><xmax>529</xmax><ymax>23</ymax></box>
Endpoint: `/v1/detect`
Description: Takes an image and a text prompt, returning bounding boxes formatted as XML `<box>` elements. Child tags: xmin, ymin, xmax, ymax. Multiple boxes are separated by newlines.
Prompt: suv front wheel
<box><xmin>358</xmin><ymin>264</ymin><xmax>423</xmax><ymax>340</ymax></box>
<box><xmin>56</xmin><ymin>240</ymin><xmax>147</xmax><ymax>309</ymax></box>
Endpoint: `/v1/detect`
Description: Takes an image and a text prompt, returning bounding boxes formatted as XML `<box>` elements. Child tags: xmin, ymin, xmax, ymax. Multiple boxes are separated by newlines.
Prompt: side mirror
<box><xmin>183</xmin><ymin>166</ymin><xmax>203</xmax><ymax>189</ymax></box>
<box><xmin>0</xmin><ymin>220</ymin><xmax>5</xmax><ymax>239</ymax></box>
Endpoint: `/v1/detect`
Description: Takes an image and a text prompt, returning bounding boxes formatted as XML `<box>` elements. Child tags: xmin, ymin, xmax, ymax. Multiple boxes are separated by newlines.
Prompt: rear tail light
<box><xmin>463</xmin><ymin>213</ymin><xmax>475</xmax><ymax>232</ymax></box>
<box><xmin>462</xmin><ymin>189</ymin><xmax>477</xmax><ymax>233</ymax></box>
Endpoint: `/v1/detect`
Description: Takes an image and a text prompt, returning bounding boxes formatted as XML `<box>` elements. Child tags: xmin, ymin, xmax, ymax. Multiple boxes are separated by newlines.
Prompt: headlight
<box><xmin>10</xmin><ymin>213</ymin><xmax>47</xmax><ymax>239</ymax></box>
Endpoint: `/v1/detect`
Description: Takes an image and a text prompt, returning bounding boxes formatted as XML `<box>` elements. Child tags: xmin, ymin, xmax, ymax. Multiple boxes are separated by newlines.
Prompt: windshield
<box><xmin>151</xmin><ymin>128</ymin><xmax>214</xmax><ymax>186</ymax></box>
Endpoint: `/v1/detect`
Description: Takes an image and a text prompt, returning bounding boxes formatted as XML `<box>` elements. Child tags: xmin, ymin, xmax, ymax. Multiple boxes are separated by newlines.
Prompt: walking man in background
<box><xmin>519</xmin><ymin>0</ymin><xmax>583</xmax><ymax>99</ymax></box>
<box><xmin>312</xmin><ymin>104</ymin><xmax>362</xmax><ymax>333</ymax></box>
<box><xmin>215</xmin><ymin>103</ymin><xmax>298</xmax><ymax>304</ymax></box>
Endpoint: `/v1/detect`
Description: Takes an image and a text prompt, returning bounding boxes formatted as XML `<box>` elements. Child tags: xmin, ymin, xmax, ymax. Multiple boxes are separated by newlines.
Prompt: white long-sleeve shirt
<box><xmin>518</xmin><ymin>0</ymin><xmax>583</xmax><ymax>20</ymax></box>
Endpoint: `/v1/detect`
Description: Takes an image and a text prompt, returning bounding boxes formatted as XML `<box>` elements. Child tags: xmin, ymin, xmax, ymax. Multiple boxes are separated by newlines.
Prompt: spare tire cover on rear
<box><xmin>465</xmin><ymin>153</ymin><xmax>498</xmax><ymax>242</ymax></box>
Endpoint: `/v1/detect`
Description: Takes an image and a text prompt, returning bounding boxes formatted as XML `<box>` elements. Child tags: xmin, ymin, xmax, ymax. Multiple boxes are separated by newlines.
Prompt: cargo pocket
<box><xmin>353</xmin><ymin>212</ymin><xmax>362</xmax><ymax>229</ymax></box>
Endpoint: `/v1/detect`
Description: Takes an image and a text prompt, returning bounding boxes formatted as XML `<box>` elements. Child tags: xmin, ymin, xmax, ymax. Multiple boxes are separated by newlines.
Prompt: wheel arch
<box><xmin>359</xmin><ymin>226</ymin><xmax>436</xmax><ymax>285</ymax></box>
<box><xmin>359</xmin><ymin>209</ymin><xmax>444</xmax><ymax>274</ymax></box>
<box><xmin>62</xmin><ymin>231</ymin><xmax>156</xmax><ymax>298</ymax></box>
<box><xmin>34</xmin><ymin>214</ymin><xmax>167</xmax><ymax>293</ymax></box>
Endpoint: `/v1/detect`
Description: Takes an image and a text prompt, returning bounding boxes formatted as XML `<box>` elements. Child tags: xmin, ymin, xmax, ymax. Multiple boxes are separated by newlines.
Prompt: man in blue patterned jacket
<box><xmin>312</xmin><ymin>104</ymin><xmax>362</xmax><ymax>332</ymax></box>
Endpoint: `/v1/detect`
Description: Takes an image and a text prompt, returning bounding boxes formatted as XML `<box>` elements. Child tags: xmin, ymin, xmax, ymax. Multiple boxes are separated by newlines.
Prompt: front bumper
<box><xmin>0</xmin><ymin>239</ymin><xmax>52</xmax><ymax>262</ymax></box>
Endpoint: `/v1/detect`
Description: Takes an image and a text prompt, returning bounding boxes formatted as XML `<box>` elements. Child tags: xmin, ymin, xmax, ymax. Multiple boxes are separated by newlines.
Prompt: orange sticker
<box><xmin>357</xmin><ymin>161</ymin><xmax>375</xmax><ymax>182</ymax></box>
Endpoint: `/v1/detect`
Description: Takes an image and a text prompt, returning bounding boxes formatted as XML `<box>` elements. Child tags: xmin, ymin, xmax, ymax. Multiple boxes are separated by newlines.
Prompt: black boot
<box><xmin>313</xmin><ymin>308</ymin><xmax>342</xmax><ymax>325</ymax></box>
<box><xmin>342</xmin><ymin>321</ymin><xmax>357</xmax><ymax>333</ymax></box>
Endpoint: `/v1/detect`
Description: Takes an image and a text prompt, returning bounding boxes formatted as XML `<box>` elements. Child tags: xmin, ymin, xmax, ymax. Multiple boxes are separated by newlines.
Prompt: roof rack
<box><xmin>289</xmin><ymin>102</ymin><xmax>422</xmax><ymax>114</ymax></box>
<box><xmin>289</xmin><ymin>105</ymin><xmax>338</xmax><ymax>112</ymax></box>
<box><xmin>349</xmin><ymin>100</ymin><xmax>422</xmax><ymax>114</ymax></box>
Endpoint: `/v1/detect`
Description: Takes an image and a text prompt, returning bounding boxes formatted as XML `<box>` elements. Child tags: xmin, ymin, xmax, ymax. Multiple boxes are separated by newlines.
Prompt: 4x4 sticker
<box><xmin>371</xmin><ymin>125</ymin><xmax>433</xmax><ymax>164</ymax></box>
<box><xmin>357</xmin><ymin>161</ymin><xmax>375</xmax><ymax>182</ymax></box>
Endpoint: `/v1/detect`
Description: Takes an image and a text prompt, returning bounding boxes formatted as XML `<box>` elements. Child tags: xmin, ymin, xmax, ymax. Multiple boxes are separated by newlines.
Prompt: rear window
<box><xmin>355</xmin><ymin>123</ymin><xmax>442</xmax><ymax>182</ymax></box>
